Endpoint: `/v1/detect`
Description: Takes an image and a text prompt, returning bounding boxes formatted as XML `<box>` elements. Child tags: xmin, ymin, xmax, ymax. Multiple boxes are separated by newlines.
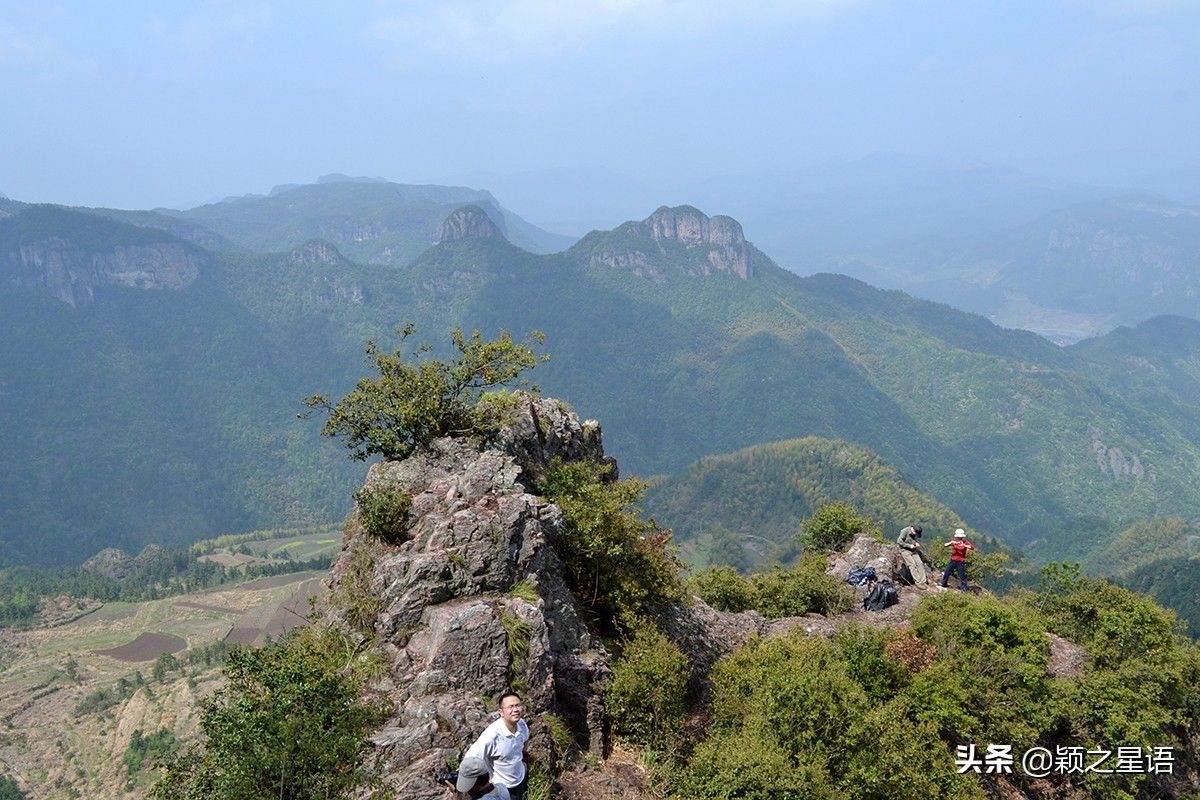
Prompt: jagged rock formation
<box><xmin>588</xmin><ymin>205</ymin><xmax>753</xmax><ymax>280</ymax></box>
<box><xmin>438</xmin><ymin>205</ymin><xmax>503</xmax><ymax>244</ymax></box>
<box><xmin>326</xmin><ymin>395</ymin><xmax>610</xmax><ymax>799</ymax></box>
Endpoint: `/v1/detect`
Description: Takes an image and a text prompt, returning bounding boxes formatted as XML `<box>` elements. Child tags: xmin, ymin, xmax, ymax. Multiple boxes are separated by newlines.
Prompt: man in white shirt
<box><xmin>463</xmin><ymin>691</ymin><xmax>530</xmax><ymax>800</ymax></box>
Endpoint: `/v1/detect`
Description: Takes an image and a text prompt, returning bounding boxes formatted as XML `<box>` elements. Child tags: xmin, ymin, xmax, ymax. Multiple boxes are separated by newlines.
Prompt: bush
<box><xmin>606</xmin><ymin>623</ymin><xmax>689</xmax><ymax>748</ymax></box>
<box><xmin>123</xmin><ymin>728</ymin><xmax>179</xmax><ymax>776</ymax></box>
<box><xmin>686</xmin><ymin>566</ymin><xmax>757</xmax><ymax>612</ymax></box>
<box><xmin>832</xmin><ymin>626</ymin><xmax>912</xmax><ymax>703</ymax></box>
<box><xmin>540</xmin><ymin>458</ymin><xmax>682</xmax><ymax>636</ymax></box>
<box><xmin>305</xmin><ymin>325</ymin><xmax>548</xmax><ymax>461</ymax></box>
<box><xmin>354</xmin><ymin>481</ymin><xmax>412</xmax><ymax>544</ymax></box>
<box><xmin>1041</xmin><ymin>576</ymin><xmax>1181</xmax><ymax>669</ymax></box>
<box><xmin>908</xmin><ymin>593</ymin><xmax>1053</xmax><ymax>747</ymax></box>
<box><xmin>799</xmin><ymin>502</ymin><xmax>877</xmax><ymax>553</ymax></box>
<box><xmin>673</xmin><ymin>730</ymin><xmax>838</xmax><ymax>800</ymax></box>
<box><xmin>751</xmin><ymin>554</ymin><xmax>853</xmax><ymax>618</ymax></box>
<box><xmin>710</xmin><ymin>633</ymin><xmax>865</xmax><ymax>761</ymax></box>
<box><xmin>151</xmin><ymin>629</ymin><xmax>386</xmax><ymax>800</ymax></box>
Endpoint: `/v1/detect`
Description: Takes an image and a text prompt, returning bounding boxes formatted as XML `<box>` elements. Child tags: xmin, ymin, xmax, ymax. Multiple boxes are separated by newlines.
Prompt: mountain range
<box><xmin>3</xmin><ymin>179</ymin><xmax>1200</xmax><ymax>570</ymax></box>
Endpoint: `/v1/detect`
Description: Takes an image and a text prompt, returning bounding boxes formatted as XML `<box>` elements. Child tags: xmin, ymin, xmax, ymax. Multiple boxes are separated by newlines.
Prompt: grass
<box><xmin>500</xmin><ymin>612</ymin><xmax>533</xmax><ymax>690</ymax></box>
<box><xmin>508</xmin><ymin>579</ymin><xmax>539</xmax><ymax>603</ymax></box>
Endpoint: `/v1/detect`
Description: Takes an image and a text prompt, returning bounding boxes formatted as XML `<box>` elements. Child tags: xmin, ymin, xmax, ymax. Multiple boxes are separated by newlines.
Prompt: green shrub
<box><xmin>305</xmin><ymin>325</ymin><xmax>548</xmax><ymax>461</ymax></box>
<box><xmin>1042</xmin><ymin>577</ymin><xmax>1181</xmax><ymax>669</ymax></box>
<box><xmin>353</xmin><ymin>481</ymin><xmax>412</xmax><ymax>544</ymax></box>
<box><xmin>687</xmin><ymin>566</ymin><xmax>757</xmax><ymax>612</ymax></box>
<box><xmin>841</xmin><ymin>696</ymin><xmax>985</xmax><ymax>800</ymax></box>
<box><xmin>800</xmin><ymin>502</ymin><xmax>877</xmax><ymax>553</ymax></box>
<box><xmin>540</xmin><ymin>458</ymin><xmax>683</xmax><ymax>636</ymax></box>
<box><xmin>606</xmin><ymin>623</ymin><xmax>689</xmax><ymax>748</ymax></box>
<box><xmin>751</xmin><ymin>554</ymin><xmax>853</xmax><ymax>618</ymax></box>
<box><xmin>908</xmin><ymin>593</ymin><xmax>1053</xmax><ymax>747</ymax></box>
<box><xmin>151</xmin><ymin>629</ymin><xmax>387</xmax><ymax>800</ymax></box>
<box><xmin>0</xmin><ymin>776</ymin><xmax>27</xmax><ymax>800</ymax></box>
<box><xmin>673</xmin><ymin>730</ymin><xmax>838</xmax><ymax>800</ymax></box>
<box><xmin>123</xmin><ymin>728</ymin><xmax>179</xmax><ymax>776</ymax></box>
<box><xmin>710</xmin><ymin>633</ymin><xmax>865</xmax><ymax>761</ymax></box>
<box><xmin>831</xmin><ymin>626</ymin><xmax>911</xmax><ymax>704</ymax></box>
<box><xmin>330</xmin><ymin>533</ymin><xmax>383</xmax><ymax>638</ymax></box>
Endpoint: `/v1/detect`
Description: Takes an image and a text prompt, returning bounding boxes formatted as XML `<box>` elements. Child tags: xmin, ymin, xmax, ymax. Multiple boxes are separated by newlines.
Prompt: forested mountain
<box><xmin>4</xmin><ymin>198</ymin><xmax>1200</xmax><ymax>568</ymax></box>
<box><xmin>641</xmin><ymin>437</ymin><xmax>970</xmax><ymax>569</ymax></box>
<box><xmin>166</xmin><ymin>178</ymin><xmax>573</xmax><ymax>262</ymax></box>
<box><xmin>822</xmin><ymin>198</ymin><xmax>1200</xmax><ymax>342</ymax></box>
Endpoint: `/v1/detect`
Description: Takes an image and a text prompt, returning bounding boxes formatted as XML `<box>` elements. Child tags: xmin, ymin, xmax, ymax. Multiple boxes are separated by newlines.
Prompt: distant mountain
<box><xmin>5</xmin><ymin>199</ymin><xmax>1200</xmax><ymax>567</ymax></box>
<box><xmin>641</xmin><ymin>437</ymin><xmax>970</xmax><ymax>569</ymax></box>
<box><xmin>166</xmin><ymin>179</ymin><xmax>574</xmax><ymax>262</ymax></box>
<box><xmin>822</xmin><ymin>199</ymin><xmax>1200</xmax><ymax>342</ymax></box>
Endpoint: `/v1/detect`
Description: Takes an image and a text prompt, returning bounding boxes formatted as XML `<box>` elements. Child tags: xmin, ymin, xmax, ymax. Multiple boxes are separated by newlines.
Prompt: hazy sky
<box><xmin>2</xmin><ymin>0</ymin><xmax>1198</xmax><ymax>211</ymax></box>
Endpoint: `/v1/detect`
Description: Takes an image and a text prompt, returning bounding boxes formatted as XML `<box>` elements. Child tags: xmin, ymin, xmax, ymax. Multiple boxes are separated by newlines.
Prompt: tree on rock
<box><xmin>305</xmin><ymin>324</ymin><xmax>548</xmax><ymax>461</ymax></box>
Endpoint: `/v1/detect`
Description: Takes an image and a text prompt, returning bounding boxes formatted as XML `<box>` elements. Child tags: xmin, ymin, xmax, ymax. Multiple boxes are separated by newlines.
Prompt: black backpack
<box><xmin>895</xmin><ymin>563</ymin><xmax>915</xmax><ymax>586</ymax></box>
<box><xmin>863</xmin><ymin>580</ymin><xmax>899</xmax><ymax>612</ymax></box>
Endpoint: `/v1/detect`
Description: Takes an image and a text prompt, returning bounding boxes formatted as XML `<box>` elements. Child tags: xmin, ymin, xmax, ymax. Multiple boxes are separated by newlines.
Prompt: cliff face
<box><xmin>586</xmin><ymin>205</ymin><xmax>753</xmax><ymax>280</ymax></box>
<box><xmin>437</xmin><ymin>205</ymin><xmax>504</xmax><ymax>244</ymax></box>
<box><xmin>7</xmin><ymin>239</ymin><xmax>206</xmax><ymax>306</ymax></box>
<box><xmin>326</xmin><ymin>395</ymin><xmax>611</xmax><ymax>799</ymax></box>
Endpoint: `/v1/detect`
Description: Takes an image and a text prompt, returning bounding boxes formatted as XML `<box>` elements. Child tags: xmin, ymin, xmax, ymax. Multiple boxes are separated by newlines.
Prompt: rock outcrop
<box><xmin>7</xmin><ymin>238</ymin><xmax>206</xmax><ymax>306</ymax></box>
<box><xmin>438</xmin><ymin>205</ymin><xmax>503</xmax><ymax>244</ymax></box>
<box><xmin>589</xmin><ymin>205</ymin><xmax>753</xmax><ymax>280</ymax></box>
<box><xmin>326</xmin><ymin>395</ymin><xmax>610</xmax><ymax>799</ymax></box>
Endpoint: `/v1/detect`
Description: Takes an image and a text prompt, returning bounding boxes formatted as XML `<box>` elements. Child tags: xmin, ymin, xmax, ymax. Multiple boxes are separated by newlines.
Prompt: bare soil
<box><xmin>94</xmin><ymin>632</ymin><xmax>187</xmax><ymax>662</ymax></box>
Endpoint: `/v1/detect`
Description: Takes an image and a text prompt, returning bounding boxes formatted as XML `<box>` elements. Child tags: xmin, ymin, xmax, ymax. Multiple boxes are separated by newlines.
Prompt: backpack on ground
<box><xmin>846</xmin><ymin>566</ymin><xmax>877</xmax><ymax>587</ymax></box>
<box><xmin>895</xmin><ymin>563</ymin><xmax>914</xmax><ymax>586</ymax></box>
<box><xmin>863</xmin><ymin>580</ymin><xmax>899</xmax><ymax>612</ymax></box>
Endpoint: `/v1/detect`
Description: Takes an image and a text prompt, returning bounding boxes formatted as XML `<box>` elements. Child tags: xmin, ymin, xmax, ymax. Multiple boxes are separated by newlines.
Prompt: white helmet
<box><xmin>954</xmin><ymin>528</ymin><xmax>966</xmax><ymax>538</ymax></box>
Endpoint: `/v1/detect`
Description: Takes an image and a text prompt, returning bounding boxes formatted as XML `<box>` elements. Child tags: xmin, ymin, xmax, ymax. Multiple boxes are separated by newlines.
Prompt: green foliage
<box><xmin>686</xmin><ymin>566</ymin><xmax>757</xmax><ymax>612</ymax></box>
<box><xmin>642</xmin><ymin>437</ymin><xmax>969</xmax><ymax>571</ymax></box>
<box><xmin>123</xmin><ymin>729</ymin><xmax>180</xmax><ymax>776</ymax></box>
<box><xmin>508</xmin><ymin>579</ymin><xmax>540</xmax><ymax>603</ymax></box>
<box><xmin>750</xmin><ymin>554</ymin><xmax>854</xmax><ymax>618</ymax></box>
<box><xmin>539</xmin><ymin>458</ymin><xmax>683</xmax><ymax>636</ymax></box>
<box><xmin>0</xmin><ymin>776</ymin><xmax>27</xmax><ymax>800</ymax></box>
<box><xmin>305</xmin><ymin>325</ymin><xmax>547</xmax><ymax>461</ymax></box>
<box><xmin>151</xmin><ymin>629</ymin><xmax>386</xmax><ymax>800</ymax></box>
<box><xmin>0</xmin><ymin>542</ymin><xmax>331</xmax><ymax>629</ymax></box>
<box><xmin>840</xmin><ymin>696</ymin><xmax>986</xmax><ymax>800</ymax></box>
<box><xmin>687</xmin><ymin>557</ymin><xmax>851</xmax><ymax>618</ymax></box>
<box><xmin>330</xmin><ymin>533</ymin><xmax>383</xmax><ymax>638</ymax></box>
<box><xmin>353</xmin><ymin>481</ymin><xmax>412</xmax><ymax>544</ymax></box>
<box><xmin>1040</xmin><ymin>576</ymin><xmax>1182</xmax><ymax>668</ymax></box>
<box><xmin>831</xmin><ymin>626</ymin><xmax>911</xmax><ymax>704</ymax></box>
<box><xmin>800</xmin><ymin>501</ymin><xmax>878</xmax><ymax>553</ymax></box>
<box><xmin>606</xmin><ymin>623</ymin><xmax>689</xmax><ymax>748</ymax></box>
<box><xmin>500</xmin><ymin>612</ymin><xmax>533</xmax><ymax>690</ymax></box>
<box><xmin>672</xmin><ymin>730</ymin><xmax>838</xmax><ymax>800</ymax></box>
<box><xmin>707</xmin><ymin>634</ymin><xmax>865</xmax><ymax>769</ymax></box>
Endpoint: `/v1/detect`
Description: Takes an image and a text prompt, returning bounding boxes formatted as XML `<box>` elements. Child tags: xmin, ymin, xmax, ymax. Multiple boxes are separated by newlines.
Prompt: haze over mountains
<box><xmin>463</xmin><ymin>155</ymin><xmax>1200</xmax><ymax>342</ymax></box>
<box><xmin>3</xmin><ymin>174</ymin><xmax>1200</xmax><ymax>572</ymax></box>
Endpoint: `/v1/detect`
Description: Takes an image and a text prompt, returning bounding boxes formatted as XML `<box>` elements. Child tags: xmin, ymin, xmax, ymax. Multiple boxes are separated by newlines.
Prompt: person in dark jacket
<box><xmin>896</xmin><ymin>525</ymin><xmax>927</xmax><ymax>584</ymax></box>
<box><xmin>940</xmin><ymin>528</ymin><xmax>975</xmax><ymax>590</ymax></box>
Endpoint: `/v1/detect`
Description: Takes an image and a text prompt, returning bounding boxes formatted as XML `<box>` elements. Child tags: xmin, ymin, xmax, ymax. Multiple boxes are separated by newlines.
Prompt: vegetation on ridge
<box><xmin>304</xmin><ymin>324</ymin><xmax>548</xmax><ymax>461</ymax></box>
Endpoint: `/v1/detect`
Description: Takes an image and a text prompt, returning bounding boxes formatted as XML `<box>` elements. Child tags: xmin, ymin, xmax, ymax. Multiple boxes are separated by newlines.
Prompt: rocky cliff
<box><xmin>585</xmin><ymin>205</ymin><xmax>753</xmax><ymax>280</ymax></box>
<box><xmin>438</xmin><ymin>205</ymin><xmax>504</xmax><ymax>244</ymax></box>
<box><xmin>1</xmin><ymin>206</ymin><xmax>207</xmax><ymax>306</ymax></box>
<box><xmin>325</xmin><ymin>395</ymin><xmax>611</xmax><ymax>799</ymax></box>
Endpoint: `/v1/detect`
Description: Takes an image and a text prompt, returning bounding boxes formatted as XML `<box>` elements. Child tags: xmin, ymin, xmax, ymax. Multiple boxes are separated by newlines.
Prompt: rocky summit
<box><xmin>437</xmin><ymin>204</ymin><xmax>504</xmax><ymax>244</ymax></box>
<box><xmin>324</xmin><ymin>395</ymin><xmax>611</xmax><ymax>798</ymax></box>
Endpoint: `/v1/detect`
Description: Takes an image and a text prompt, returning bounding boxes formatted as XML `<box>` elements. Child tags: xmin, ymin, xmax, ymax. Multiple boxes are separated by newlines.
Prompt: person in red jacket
<box><xmin>940</xmin><ymin>528</ymin><xmax>975</xmax><ymax>591</ymax></box>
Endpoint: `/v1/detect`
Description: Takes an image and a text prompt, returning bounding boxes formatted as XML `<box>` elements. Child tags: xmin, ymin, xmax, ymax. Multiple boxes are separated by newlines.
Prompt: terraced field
<box><xmin>0</xmin><ymin>568</ymin><xmax>329</xmax><ymax>799</ymax></box>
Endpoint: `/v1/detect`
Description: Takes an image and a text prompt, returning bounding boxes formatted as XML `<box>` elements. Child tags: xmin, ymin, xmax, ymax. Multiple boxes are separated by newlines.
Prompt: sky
<box><xmin>2</xmin><ymin>0</ymin><xmax>1198</xmax><ymax>214</ymax></box>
